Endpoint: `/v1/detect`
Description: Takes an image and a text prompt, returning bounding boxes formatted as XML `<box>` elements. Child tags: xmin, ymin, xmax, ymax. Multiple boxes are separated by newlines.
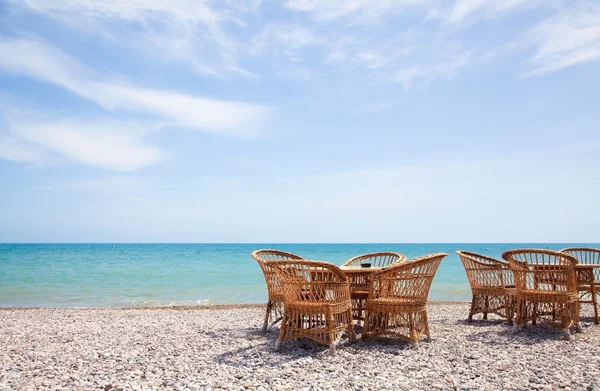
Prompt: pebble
<box><xmin>0</xmin><ymin>304</ymin><xmax>598</xmax><ymax>391</ymax></box>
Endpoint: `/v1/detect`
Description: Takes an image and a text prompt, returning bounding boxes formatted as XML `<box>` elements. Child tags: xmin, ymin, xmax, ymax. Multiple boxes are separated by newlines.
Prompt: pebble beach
<box><xmin>1</xmin><ymin>303</ymin><xmax>599</xmax><ymax>391</ymax></box>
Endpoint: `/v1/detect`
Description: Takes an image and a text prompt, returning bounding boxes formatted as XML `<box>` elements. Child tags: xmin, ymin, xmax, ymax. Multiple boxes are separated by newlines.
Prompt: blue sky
<box><xmin>0</xmin><ymin>0</ymin><xmax>599</xmax><ymax>243</ymax></box>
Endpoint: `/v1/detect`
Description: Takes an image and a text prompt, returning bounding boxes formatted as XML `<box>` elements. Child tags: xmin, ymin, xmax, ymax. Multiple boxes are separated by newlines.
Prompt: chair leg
<box><xmin>274</xmin><ymin>311</ymin><xmax>288</xmax><ymax>352</ymax></box>
<box><xmin>483</xmin><ymin>296</ymin><xmax>489</xmax><ymax>320</ymax></box>
<box><xmin>408</xmin><ymin>312</ymin><xmax>418</xmax><ymax>343</ymax></box>
<box><xmin>347</xmin><ymin>309</ymin><xmax>357</xmax><ymax>342</ymax></box>
<box><xmin>328</xmin><ymin>342</ymin><xmax>336</xmax><ymax>355</ymax></box>
<box><xmin>362</xmin><ymin>310</ymin><xmax>371</xmax><ymax>340</ymax></box>
<box><xmin>505</xmin><ymin>294</ymin><xmax>514</xmax><ymax>325</ymax></box>
<box><xmin>327</xmin><ymin>312</ymin><xmax>337</xmax><ymax>354</ymax></box>
<box><xmin>262</xmin><ymin>301</ymin><xmax>272</xmax><ymax>333</ymax></box>
<box><xmin>423</xmin><ymin>310</ymin><xmax>431</xmax><ymax>342</ymax></box>
<box><xmin>592</xmin><ymin>285</ymin><xmax>599</xmax><ymax>325</ymax></box>
<box><xmin>467</xmin><ymin>295</ymin><xmax>476</xmax><ymax>322</ymax></box>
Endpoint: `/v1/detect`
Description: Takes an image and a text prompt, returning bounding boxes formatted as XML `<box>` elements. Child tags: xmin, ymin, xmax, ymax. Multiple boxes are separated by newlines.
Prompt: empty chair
<box><xmin>362</xmin><ymin>253</ymin><xmax>447</xmax><ymax>347</ymax></box>
<box><xmin>272</xmin><ymin>260</ymin><xmax>355</xmax><ymax>355</ymax></box>
<box><xmin>251</xmin><ymin>249</ymin><xmax>305</xmax><ymax>333</ymax></box>
<box><xmin>560</xmin><ymin>247</ymin><xmax>600</xmax><ymax>325</ymax></box>
<box><xmin>502</xmin><ymin>249</ymin><xmax>580</xmax><ymax>340</ymax></box>
<box><xmin>342</xmin><ymin>252</ymin><xmax>406</xmax><ymax>322</ymax></box>
<box><xmin>456</xmin><ymin>250</ymin><xmax>515</xmax><ymax>324</ymax></box>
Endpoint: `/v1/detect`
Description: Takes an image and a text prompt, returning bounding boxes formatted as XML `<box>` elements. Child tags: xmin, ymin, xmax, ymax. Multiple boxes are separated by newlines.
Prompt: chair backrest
<box><xmin>456</xmin><ymin>250</ymin><xmax>513</xmax><ymax>289</ymax></box>
<box><xmin>501</xmin><ymin>249</ymin><xmax>577</xmax><ymax>293</ymax></box>
<box><xmin>271</xmin><ymin>260</ymin><xmax>350</xmax><ymax>304</ymax></box>
<box><xmin>369</xmin><ymin>253</ymin><xmax>447</xmax><ymax>301</ymax></box>
<box><xmin>343</xmin><ymin>252</ymin><xmax>407</xmax><ymax>268</ymax></box>
<box><xmin>251</xmin><ymin>250</ymin><xmax>305</xmax><ymax>297</ymax></box>
<box><xmin>560</xmin><ymin>248</ymin><xmax>600</xmax><ymax>265</ymax></box>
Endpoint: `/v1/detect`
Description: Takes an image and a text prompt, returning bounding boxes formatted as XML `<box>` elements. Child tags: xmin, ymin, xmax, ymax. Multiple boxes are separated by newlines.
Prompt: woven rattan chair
<box><xmin>362</xmin><ymin>253</ymin><xmax>447</xmax><ymax>347</ymax></box>
<box><xmin>272</xmin><ymin>260</ymin><xmax>355</xmax><ymax>355</ymax></box>
<box><xmin>251</xmin><ymin>249</ymin><xmax>305</xmax><ymax>333</ymax></box>
<box><xmin>502</xmin><ymin>249</ymin><xmax>581</xmax><ymax>340</ymax></box>
<box><xmin>342</xmin><ymin>252</ymin><xmax>407</xmax><ymax>322</ymax></box>
<box><xmin>457</xmin><ymin>251</ymin><xmax>515</xmax><ymax>324</ymax></box>
<box><xmin>560</xmin><ymin>248</ymin><xmax>600</xmax><ymax>325</ymax></box>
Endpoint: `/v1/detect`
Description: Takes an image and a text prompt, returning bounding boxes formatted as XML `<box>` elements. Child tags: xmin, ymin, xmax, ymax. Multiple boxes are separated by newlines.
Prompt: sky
<box><xmin>0</xmin><ymin>0</ymin><xmax>599</xmax><ymax>243</ymax></box>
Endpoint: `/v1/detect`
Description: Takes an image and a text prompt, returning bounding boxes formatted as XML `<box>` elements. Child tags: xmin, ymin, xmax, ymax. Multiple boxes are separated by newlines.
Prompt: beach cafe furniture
<box><xmin>456</xmin><ymin>251</ymin><xmax>515</xmax><ymax>324</ymax></box>
<box><xmin>341</xmin><ymin>252</ymin><xmax>406</xmax><ymax>323</ymax></box>
<box><xmin>502</xmin><ymin>249</ymin><xmax>581</xmax><ymax>340</ymax></box>
<box><xmin>272</xmin><ymin>260</ymin><xmax>356</xmax><ymax>355</ymax></box>
<box><xmin>362</xmin><ymin>253</ymin><xmax>448</xmax><ymax>347</ymax></box>
<box><xmin>560</xmin><ymin>248</ymin><xmax>600</xmax><ymax>325</ymax></box>
<box><xmin>251</xmin><ymin>249</ymin><xmax>305</xmax><ymax>333</ymax></box>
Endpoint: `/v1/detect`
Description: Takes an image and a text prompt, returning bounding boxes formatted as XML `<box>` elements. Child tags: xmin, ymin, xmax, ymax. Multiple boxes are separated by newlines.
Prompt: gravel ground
<box><xmin>1</xmin><ymin>303</ymin><xmax>599</xmax><ymax>391</ymax></box>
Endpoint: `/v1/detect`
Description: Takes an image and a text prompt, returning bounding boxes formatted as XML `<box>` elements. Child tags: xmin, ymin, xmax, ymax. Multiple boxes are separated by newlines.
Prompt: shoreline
<box><xmin>0</xmin><ymin>301</ymin><xmax>470</xmax><ymax>311</ymax></box>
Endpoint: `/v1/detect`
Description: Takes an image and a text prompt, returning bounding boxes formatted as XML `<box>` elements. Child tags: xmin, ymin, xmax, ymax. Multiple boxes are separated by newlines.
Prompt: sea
<box><xmin>0</xmin><ymin>243</ymin><xmax>596</xmax><ymax>308</ymax></box>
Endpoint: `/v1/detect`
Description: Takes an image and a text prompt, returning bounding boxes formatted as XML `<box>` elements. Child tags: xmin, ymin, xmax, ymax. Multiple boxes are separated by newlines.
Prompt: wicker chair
<box><xmin>560</xmin><ymin>248</ymin><xmax>600</xmax><ymax>325</ymax></box>
<box><xmin>342</xmin><ymin>252</ymin><xmax>407</xmax><ymax>322</ymax></box>
<box><xmin>456</xmin><ymin>251</ymin><xmax>515</xmax><ymax>324</ymax></box>
<box><xmin>272</xmin><ymin>260</ymin><xmax>355</xmax><ymax>355</ymax></box>
<box><xmin>362</xmin><ymin>253</ymin><xmax>447</xmax><ymax>347</ymax></box>
<box><xmin>501</xmin><ymin>249</ymin><xmax>581</xmax><ymax>340</ymax></box>
<box><xmin>251</xmin><ymin>249</ymin><xmax>305</xmax><ymax>333</ymax></box>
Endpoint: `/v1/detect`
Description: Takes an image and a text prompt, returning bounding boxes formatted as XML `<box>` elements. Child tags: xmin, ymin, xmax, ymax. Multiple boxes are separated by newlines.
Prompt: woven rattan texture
<box><xmin>251</xmin><ymin>250</ymin><xmax>305</xmax><ymax>333</ymax></box>
<box><xmin>456</xmin><ymin>250</ymin><xmax>515</xmax><ymax>323</ymax></box>
<box><xmin>362</xmin><ymin>253</ymin><xmax>447</xmax><ymax>345</ymax></box>
<box><xmin>342</xmin><ymin>252</ymin><xmax>407</xmax><ymax>321</ymax></box>
<box><xmin>502</xmin><ymin>249</ymin><xmax>580</xmax><ymax>337</ymax></box>
<box><xmin>560</xmin><ymin>248</ymin><xmax>600</xmax><ymax>324</ymax></box>
<box><xmin>272</xmin><ymin>260</ymin><xmax>355</xmax><ymax>354</ymax></box>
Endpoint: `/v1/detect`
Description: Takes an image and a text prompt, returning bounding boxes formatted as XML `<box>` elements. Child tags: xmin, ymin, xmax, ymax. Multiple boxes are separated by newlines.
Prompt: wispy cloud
<box><xmin>284</xmin><ymin>0</ymin><xmax>427</xmax><ymax>23</ymax></box>
<box><xmin>394</xmin><ymin>49</ymin><xmax>472</xmax><ymax>88</ymax></box>
<box><xmin>2</xmin><ymin>115</ymin><xmax>165</xmax><ymax>171</ymax></box>
<box><xmin>0</xmin><ymin>133</ymin><xmax>44</xmax><ymax>164</ymax></box>
<box><xmin>250</xmin><ymin>24</ymin><xmax>320</xmax><ymax>57</ymax></box>
<box><xmin>7</xmin><ymin>0</ymin><xmax>257</xmax><ymax>79</ymax></box>
<box><xmin>428</xmin><ymin>0</ymin><xmax>544</xmax><ymax>25</ymax></box>
<box><xmin>0</xmin><ymin>38</ymin><xmax>270</xmax><ymax>137</ymax></box>
<box><xmin>523</xmin><ymin>3</ymin><xmax>600</xmax><ymax>76</ymax></box>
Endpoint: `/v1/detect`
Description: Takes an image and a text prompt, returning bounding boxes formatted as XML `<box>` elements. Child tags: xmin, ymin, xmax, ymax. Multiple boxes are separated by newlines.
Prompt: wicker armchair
<box><xmin>251</xmin><ymin>249</ymin><xmax>305</xmax><ymax>333</ymax></box>
<box><xmin>456</xmin><ymin>251</ymin><xmax>515</xmax><ymax>324</ymax></box>
<box><xmin>362</xmin><ymin>253</ymin><xmax>447</xmax><ymax>347</ymax></box>
<box><xmin>342</xmin><ymin>252</ymin><xmax>407</xmax><ymax>322</ymax></box>
<box><xmin>560</xmin><ymin>248</ymin><xmax>600</xmax><ymax>325</ymax></box>
<box><xmin>272</xmin><ymin>260</ymin><xmax>355</xmax><ymax>355</ymax></box>
<box><xmin>502</xmin><ymin>249</ymin><xmax>581</xmax><ymax>340</ymax></box>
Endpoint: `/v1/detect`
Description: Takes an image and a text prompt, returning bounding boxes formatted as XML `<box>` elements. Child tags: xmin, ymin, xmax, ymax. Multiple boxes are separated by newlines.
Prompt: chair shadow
<box><xmin>212</xmin><ymin>326</ymin><xmax>352</xmax><ymax>366</ymax></box>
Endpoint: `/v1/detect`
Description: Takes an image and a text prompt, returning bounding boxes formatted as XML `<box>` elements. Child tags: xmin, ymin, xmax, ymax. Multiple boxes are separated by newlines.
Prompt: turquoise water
<box><xmin>0</xmin><ymin>243</ymin><xmax>596</xmax><ymax>307</ymax></box>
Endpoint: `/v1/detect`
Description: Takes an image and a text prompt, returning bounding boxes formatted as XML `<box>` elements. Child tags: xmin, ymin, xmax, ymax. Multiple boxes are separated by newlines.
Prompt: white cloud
<box><xmin>0</xmin><ymin>38</ymin><xmax>270</xmax><ymax>137</ymax></box>
<box><xmin>446</xmin><ymin>0</ymin><xmax>484</xmax><ymax>23</ymax></box>
<box><xmin>394</xmin><ymin>50</ymin><xmax>472</xmax><ymax>88</ymax></box>
<box><xmin>251</xmin><ymin>24</ymin><xmax>320</xmax><ymax>56</ymax></box>
<box><xmin>8</xmin><ymin>0</ymin><xmax>256</xmax><ymax>78</ymax></box>
<box><xmin>6</xmin><ymin>119</ymin><xmax>165</xmax><ymax>171</ymax></box>
<box><xmin>428</xmin><ymin>0</ymin><xmax>542</xmax><ymax>25</ymax></box>
<box><xmin>284</xmin><ymin>0</ymin><xmax>427</xmax><ymax>23</ymax></box>
<box><xmin>0</xmin><ymin>134</ymin><xmax>44</xmax><ymax>164</ymax></box>
<box><xmin>523</xmin><ymin>3</ymin><xmax>600</xmax><ymax>76</ymax></box>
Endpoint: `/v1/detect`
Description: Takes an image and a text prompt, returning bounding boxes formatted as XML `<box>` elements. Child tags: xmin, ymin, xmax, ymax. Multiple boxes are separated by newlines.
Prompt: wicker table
<box><xmin>339</xmin><ymin>266</ymin><xmax>382</xmax><ymax>323</ymax></box>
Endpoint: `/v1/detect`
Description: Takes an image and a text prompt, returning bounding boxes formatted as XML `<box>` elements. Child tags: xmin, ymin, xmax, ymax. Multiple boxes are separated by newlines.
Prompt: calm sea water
<box><xmin>0</xmin><ymin>243</ymin><xmax>596</xmax><ymax>308</ymax></box>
